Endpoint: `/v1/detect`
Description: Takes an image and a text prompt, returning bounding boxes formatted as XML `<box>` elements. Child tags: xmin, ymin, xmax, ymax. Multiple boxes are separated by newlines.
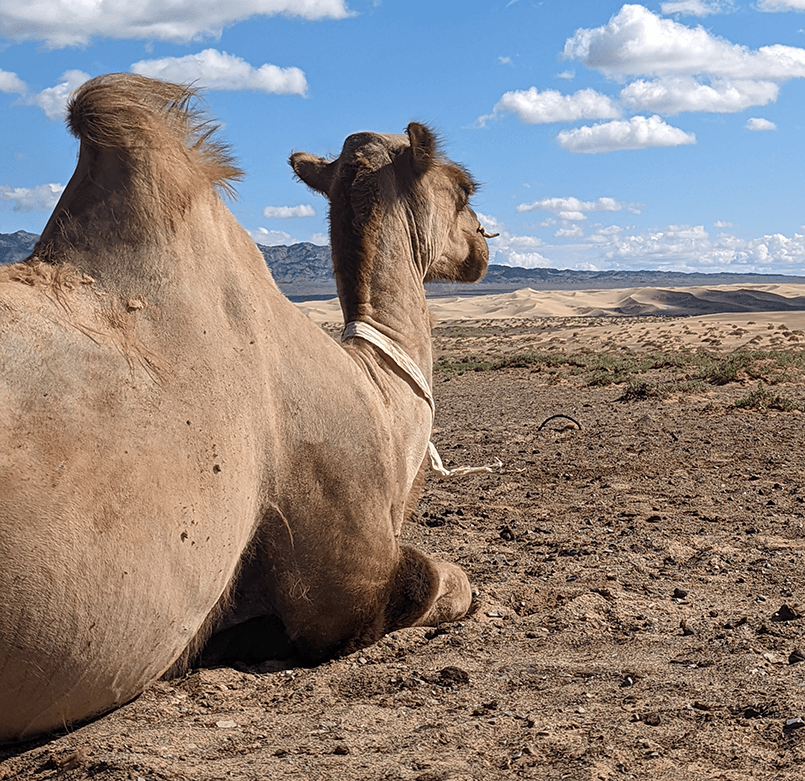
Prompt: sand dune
<box><xmin>296</xmin><ymin>283</ymin><xmax>805</xmax><ymax>354</ymax></box>
<box><xmin>296</xmin><ymin>283</ymin><xmax>805</xmax><ymax>323</ymax></box>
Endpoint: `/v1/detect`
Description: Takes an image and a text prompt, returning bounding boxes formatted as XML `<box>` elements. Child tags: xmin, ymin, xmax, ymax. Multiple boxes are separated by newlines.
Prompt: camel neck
<box><xmin>341</xmin><ymin>321</ymin><xmax>434</xmax><ymax>412</ymax></box>
<box><xmin>335</xmin><ymin>258</ymin><xmax>433</xmax><ymax>377</ymax></box>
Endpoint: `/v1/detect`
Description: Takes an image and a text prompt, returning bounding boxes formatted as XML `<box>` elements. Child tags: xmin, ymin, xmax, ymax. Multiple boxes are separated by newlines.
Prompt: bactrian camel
<box><xmin>0</xmin><ymin>73</ymin><xmax>489</xmax><ymax>743</ymax></box>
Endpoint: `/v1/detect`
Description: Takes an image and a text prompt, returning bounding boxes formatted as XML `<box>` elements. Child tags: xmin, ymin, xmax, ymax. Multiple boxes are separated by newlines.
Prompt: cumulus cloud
<box><xmin>263</xmin><ymin>204</ymin><xmax>316</xmax><ymax>218</ymax></box>
<box><xmin>132</xmin><ymin>50</ymin><xmax>307</xmax><ymax>95</ymax></box>
<box><xmin>495</xmin><ymin>249</ymin><xmax>553</xmax><ymax>269</ymax></box>
<box><xmin>26</xmin><ymin>70</ymin><xmax>89</xmax><ymax>120</ymax></box>
<box><xmin>599</xmin><ymin>224</ymin><xmax>805</xmax><ymax>272</ymax></box>
<box><xmin>0</xmin><ymin>0</ymin><xmax>351</xmax><ymax>47</ymax></box>
<box><xmin>516</xmin><ymin>196</ymin><xmax>631</xmax><ymax>220</ymax></box>
<box><xmin>249</xmin><ymin>227</ymin><xmax>296</xmax><ymax>246</ymax></box>
<box><xmin>757</xmin><ymin>0</ymin><xmax>805</xmax><ymax>10</ymax></box>
<box><xmin>485</xmin><ymin>216</ymin><xmax>805</xmax><ymax>273</ymax></box>
<box><xmin>746</xmin><ymin>116</ymin><xmax>777</xmax><ymax>130</ymax></box>
<box><xmin>475</xmin><ymin>214</ymin><xmax>550</xmax><ymax>268</ymax></box>
<box><xmin>0</xmin><ymin>69</ymin><xmax>26</xmax><ymax>94</ymax></box>
<box><xmin>660</xmin><ymin>0</ymin><xmax>731</xmax><ymax>16</ymax></box>
<box><xmin>0</xmin><ymin>183</ymin><xmax>64</xmax><ymax>212</ymax></box>
<box><xmin>714</xmin><ymin>221</ymin><xmax>734</xmax><ymax>228</ymax></box>
<box><xmin>556</xmin><ymin>115</ymin><xmax>696</xmax><ymax>154</ymax></box>
<box><xmin>620</xmin><ymin>76</ymin><xmax>778</xmax><ymax>114</ymax></box>
<box><xmin>479</xmin><ymin>87</ymin><xmax>620</xmax><ymax>125</ymax></box>
<box><xmin>563</xmin><ymin>4</ymin><xmax>805</xmax><ymax>81</ymax></box>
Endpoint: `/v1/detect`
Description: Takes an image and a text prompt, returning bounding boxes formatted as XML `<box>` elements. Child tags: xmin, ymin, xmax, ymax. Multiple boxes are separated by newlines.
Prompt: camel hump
<box><xmin>67</xmin><ymin>73</ymin><xmax>243</xmax><ymax>195</ymax></box>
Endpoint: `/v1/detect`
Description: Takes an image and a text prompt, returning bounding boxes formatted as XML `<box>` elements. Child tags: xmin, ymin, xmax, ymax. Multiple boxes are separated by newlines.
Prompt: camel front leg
<box><xmin>384</xmin><ymin>545</ymin><xmax>472</xmax><ymax>632</ymax></box>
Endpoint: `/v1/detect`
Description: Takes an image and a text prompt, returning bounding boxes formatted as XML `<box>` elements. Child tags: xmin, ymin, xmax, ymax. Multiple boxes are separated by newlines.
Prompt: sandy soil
<box><xmin>4</xmin><ymin>290</ymin><xmax>805</xmax><ymax>781</ymax></box>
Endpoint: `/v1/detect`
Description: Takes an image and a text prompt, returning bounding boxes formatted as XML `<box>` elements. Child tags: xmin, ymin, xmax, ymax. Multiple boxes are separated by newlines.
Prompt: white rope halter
<box><xmin>341</xmin><ymin>320</ymin><xmax>500</xmax><ymax>478</ymax></box>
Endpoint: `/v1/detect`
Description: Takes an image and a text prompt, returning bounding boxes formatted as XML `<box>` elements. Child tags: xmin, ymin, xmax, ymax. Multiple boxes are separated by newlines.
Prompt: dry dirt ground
<box><xmin>4</xmin><ymin>316</ymin><xmax>805</xmax><ymax>781</ymax></box>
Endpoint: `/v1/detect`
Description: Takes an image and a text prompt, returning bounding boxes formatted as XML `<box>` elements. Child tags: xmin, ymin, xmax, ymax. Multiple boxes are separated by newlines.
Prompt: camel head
<box><xmin>290</xmin><ymin>123</ymin><xmax>489</xmax><ymax>287</ymax></box>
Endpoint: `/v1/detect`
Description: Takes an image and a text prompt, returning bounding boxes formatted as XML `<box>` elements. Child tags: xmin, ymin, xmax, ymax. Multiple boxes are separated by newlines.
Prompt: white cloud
<box><xmin>263</xmin><ymin>204</ymin><xmax>316</xmax><ymax>218</ymax></box>
<box><xmin>620</xmin><ymin>76</ymin><xmax>778</xmax><ymax>114</ymax></box>
<box><xmin>714</xmin><ymin>221</ymin><xmax>734</xmax><ymax>228</ymax></box>
<box><xmin>660</xmin><ymin>0</ymin><xmax>731</xmax><ymax>16</ymax></box>
<box><xmin>308</xmin><ymin>232</ymin><xmax>329</xmax><ymax>245</ymax></box>
<box><xmin>758</xmin><ymin>0</ymin><xmax>805</xmax><ymax>10</ymax></box>
<box><xmin>482</xmin><ymin>216</ymin><xmax>805</xmax><ymax>274</ymax></box>
<box><xmin>249</xmin><ymin>227</ymin><xmax>296</xmax><ymax>246</ymax></box>
<box><xmin>556</xmin><ymin>114</ymin><xmax>696</xmax><ymax>155</ymax></box>
<box><xmin>746</xmin><ymin>116</ymin><xmax>777</xmax><ymax>130</ymax></box>
<box><xmin>0</xmin><ymin>69</ymin><xmax>26</xmax><ymax>95</ymax></box>
<box><xmin>516</xmin><ymin>196</ymin><xmax>630</xmax><ymax>219</ymax></box>
<box><xmin>131</xmin><ymin>50</ymin><xmax>307</xmax><ymax>96</ymax></box>
<box><xmin>0</xmin><ymin>0</ymin><xmax>352</xmax><ymax>47</ymax></box>
<box><xmin>480</xmin><ymin>87</ymin><xmax>620</xmax><ymax>125</ymax></box>
<box><xmin>599</xmin><ymin>225</ymin><xmax>805</xmax><ymax>272</ymax></box>
<box><xmin>476</xmin><ymin>213</ymin><xmax>544</xmax><ymax>247</ymax></box>
<box><xmin>564</xmin><ymin>4</ymin><xmax>805</xmax><ymax>81</ymax></box>
<box><xmin>556</xmin><ymin>70</ymin><xmax>575</xmax><ymax>80</ymax></box>
<box><xmin>0</xmin><ymin>183</ymin><xmax>64</xmax><ymax>212</ymax></box>
<box><xmin>26</xmin><ymin>70</ymin><xmax>90</xmax><ymax>120</ymax></box>
<box><xmin>476</xmin><ymin>214</ymin><xmax>549</xmax><ymax>267</ymax></box>
<box><xmin>495</xmin><ymin>249</ymin><xmax>553</xmax><ymax>269</ymax></box>
<box><xmin>499</xmin><ymin>56</ymin><xmax>512</xmax><ymax>65</ymax></box>
<box><xmin>556</xmin><ymin>115</ymin><xmax>696</xmax><ymax>154</ymax></box>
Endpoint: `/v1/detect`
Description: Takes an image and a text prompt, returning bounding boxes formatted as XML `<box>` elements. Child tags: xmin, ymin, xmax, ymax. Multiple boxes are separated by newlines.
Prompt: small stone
<box><xmin>439</xmin><ymin>666</ymin><xmax>470</xmax><ymax>685</ymax></box>
<box><xmin>772</xmin><ymin>604</ymin><xmax>802</xmax><ymax>622</ymax></box>
<box><xmin>216</xmin><ymin>720</ymin><xmax>237</xmax><ymax>729</ymax></box>
<box><xmin>790</xmin><ymin>649</ymin><xmax>805</xmax><ymax>665</ymax></box>
<box><xmin>672</xmin><ymin>587</ymin><xmax>688</xmax><ymax>600</ymax></box>
<box><xmin>333</xmin><ymin>745</ymin><xmax>350</xmax><ymax>755</ymax></box>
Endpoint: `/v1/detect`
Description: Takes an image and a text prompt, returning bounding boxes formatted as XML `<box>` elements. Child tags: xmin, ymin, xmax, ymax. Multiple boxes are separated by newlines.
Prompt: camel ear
<box><xmin>404</xmin><ymin>122</ymin><xmax>436</xmax><ymax>177</ymax></box>
<box><xmin>290</xmin><ymin>152</ymin><xmax>335</xmax><ymax>196</ymax></box>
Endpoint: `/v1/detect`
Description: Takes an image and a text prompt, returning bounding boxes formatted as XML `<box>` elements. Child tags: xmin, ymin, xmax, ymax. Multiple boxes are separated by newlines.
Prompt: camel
<box><xmin>0</xmin><ymin>73</ymin><xmax>489</xmax><ymax>744</ymax></box>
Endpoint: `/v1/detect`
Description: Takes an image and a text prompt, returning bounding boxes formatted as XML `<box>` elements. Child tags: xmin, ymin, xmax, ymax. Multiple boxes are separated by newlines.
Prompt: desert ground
<box><xmin>4</xmin><ymin>285</ymin><xmax>805</xmax><ymax>781</ymax></box>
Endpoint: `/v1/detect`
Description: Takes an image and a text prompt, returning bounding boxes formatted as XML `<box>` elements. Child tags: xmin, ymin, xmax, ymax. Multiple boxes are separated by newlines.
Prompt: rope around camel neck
<box><xmin>341</xmin><ymin>320</ymin><xmax>500</xmax><ymax>478</ymax></box>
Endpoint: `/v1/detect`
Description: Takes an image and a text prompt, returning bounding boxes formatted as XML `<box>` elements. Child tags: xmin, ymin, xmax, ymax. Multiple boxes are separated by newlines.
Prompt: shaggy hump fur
<box><xmin>68</xmin><ymin>73</ymin><xmax>243</xmax><ymax>197</ymax></box>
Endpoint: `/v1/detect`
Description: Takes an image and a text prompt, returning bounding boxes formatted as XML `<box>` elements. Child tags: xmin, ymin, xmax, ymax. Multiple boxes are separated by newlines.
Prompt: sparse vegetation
<box><xmin>731</xmin><ymin>381</ymin><xmax>804</xmax><ymax>412</ymax></box>
<box><xmin>435</xmin><ymin>348</ymin><xmax>805</xmax><ymax>402</ymax></box>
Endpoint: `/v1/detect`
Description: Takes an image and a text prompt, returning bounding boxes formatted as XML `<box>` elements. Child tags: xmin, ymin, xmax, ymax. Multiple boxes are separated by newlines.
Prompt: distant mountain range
<box><xmin>4</xmin><ymin>232</ymin><xmax>805</xmax><ymax>299</ymax></box>
<box><xmin>0</xmin><ymin>231</ymin><xmax>39</xmax><ymax>264</ymax></box>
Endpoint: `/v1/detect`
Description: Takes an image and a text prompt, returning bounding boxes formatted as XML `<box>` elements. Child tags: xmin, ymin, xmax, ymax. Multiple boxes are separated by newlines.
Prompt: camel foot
<box><xmin>415</xmin><ymin>560</ymin><xmax>472</xmax><ymax>626</ymax></box>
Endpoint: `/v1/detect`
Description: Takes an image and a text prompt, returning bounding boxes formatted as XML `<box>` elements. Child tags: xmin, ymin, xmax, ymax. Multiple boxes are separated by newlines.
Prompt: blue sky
<box><xmin>3</xmin><ymin>1</ymin><xmax>805</xmax><ymax>274</ymax></box>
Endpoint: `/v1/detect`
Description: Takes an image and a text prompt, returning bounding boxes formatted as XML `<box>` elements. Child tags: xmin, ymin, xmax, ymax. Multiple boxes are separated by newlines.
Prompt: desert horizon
<box><xmin>297</xmin><ymin>283</ymin><xmax>805</xmax><ymax>358</ymax></box>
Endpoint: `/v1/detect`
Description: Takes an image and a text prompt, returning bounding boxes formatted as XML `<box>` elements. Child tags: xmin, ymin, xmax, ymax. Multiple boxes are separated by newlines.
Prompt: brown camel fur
<box><xmin>0</xmin><ymin>74</ymin><xmax>488</xmax><ymax>743</ymax></box>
